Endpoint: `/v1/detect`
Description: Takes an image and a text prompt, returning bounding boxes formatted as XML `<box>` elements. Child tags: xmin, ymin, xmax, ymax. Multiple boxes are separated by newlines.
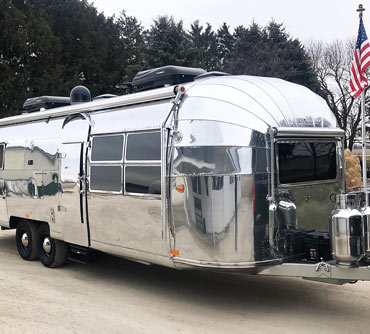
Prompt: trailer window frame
<box><xmin>276</xmin><ymin>138</ymin><xmax>338</xmax><ymax>186</ymax></box>
<box><xmin>124</xmin><ymin>129</ymin><xmax>161</xmax><ymax>198</ymax></box>
<box><xmin>88</xmin><ymin>130</ymin><xmax>162</xmax><ymax>197</ymax></box>
<box><xmin>89</xmin><ymin>133</ymin><xmax>125</xmax><ymax>194</ymax></box>
<box><xmin>89</xmin><ymin>164</ymin><xmax>123</xmax><ymax>194</ymax></box>
<box><xmin>125</xmin><ymin>130</ymin><xmax>161</xmax><ymax>163</ymax></box>
<box><xmin>124</xmin><ymin>165</ymin><xmax>161</xmax><ymax>197</ymax></box>
<box><xmin>90</xmin><ymin>134</ymin><xmax>124</xmax><ymax>163</ymax></box>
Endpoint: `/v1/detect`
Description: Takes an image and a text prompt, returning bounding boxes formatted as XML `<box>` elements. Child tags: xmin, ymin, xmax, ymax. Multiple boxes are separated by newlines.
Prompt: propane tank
<box><xmin>330</xmin><ymin>193</ymin><xmax>364</xmax><ymax>266</ymax></box>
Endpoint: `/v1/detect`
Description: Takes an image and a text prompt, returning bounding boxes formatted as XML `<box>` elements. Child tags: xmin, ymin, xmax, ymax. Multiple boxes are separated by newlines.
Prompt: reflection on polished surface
<box><xmin>172</xmin><ymin>174</ymin><xmax>267</xmax><ymax>263</ymax></box>
<box><xmin>0</xmin><ymin>73</ymin><xmax>345</xmax><ymax>270</ymax></box>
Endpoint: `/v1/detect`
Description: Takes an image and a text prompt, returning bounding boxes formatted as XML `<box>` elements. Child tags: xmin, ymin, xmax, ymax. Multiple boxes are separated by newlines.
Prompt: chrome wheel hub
<box><xmin>43</xmin><ymin>237</ymin><xmax>52</xmax><ymax>254</ymax></box>
<box><xmin>21</xmin><ymin>233</ymin><xmax>29</xmax><ymax>248</ymax></box>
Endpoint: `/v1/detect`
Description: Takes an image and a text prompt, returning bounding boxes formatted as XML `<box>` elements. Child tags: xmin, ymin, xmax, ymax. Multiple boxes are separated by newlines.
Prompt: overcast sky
<box><xmin>90</xmin><ymin>0</ymin><xmax>368</xmax><ymax>43</ymax></box>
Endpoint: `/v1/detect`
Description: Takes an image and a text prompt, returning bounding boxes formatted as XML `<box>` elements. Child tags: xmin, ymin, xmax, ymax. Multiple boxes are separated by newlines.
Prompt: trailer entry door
<box><xmin>58</xmin><ymin>116</ymin><xmax>90</xmax><ymax>247</ymax></box>
<box><xmin>59</xmin><ymin>143</ymin><xmax>89</xmax><ymax>246</ymax></box>
<box><xmin>276</xmin><ymin>139</ymin><xmax>339</xmax><ymax>231</ymax></box>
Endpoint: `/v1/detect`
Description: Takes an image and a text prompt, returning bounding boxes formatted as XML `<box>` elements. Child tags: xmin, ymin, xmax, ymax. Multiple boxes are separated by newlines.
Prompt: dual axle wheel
<box><xmin>15</xmin><ymin>221</ymin><xmax>67</xmax><ymax>268</ymax></box>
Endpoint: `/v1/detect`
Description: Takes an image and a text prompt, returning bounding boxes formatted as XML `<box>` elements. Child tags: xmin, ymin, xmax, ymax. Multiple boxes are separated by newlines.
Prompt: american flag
<box><xmin>349</xmin><ymin>17</ymin><xmax>370</xmax><ymax>98</ymax></box>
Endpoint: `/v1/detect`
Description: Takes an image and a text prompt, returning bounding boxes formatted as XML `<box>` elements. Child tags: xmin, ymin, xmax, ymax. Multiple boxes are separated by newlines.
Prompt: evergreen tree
<box><xmin>0</xmin><ymin>1</ymin><xmax>321</xmax><ymax>117</ymax></box>
<box><xmin>0</xmin><ymin>0</ymin><xmax>62</xmax><ymax>116</ymax></box>
<box><xmin>28</xmin><ymin>0</ymin><xmax>124</xmax><ymax>95</ymax></box>
<box><xmin>217</xmin><ymin>23</ymin><xmax>235</xmax><ymax>71</ymax></box>
<box><xmin>116</xmin><ymin>11</ymin><xmax>146</xmax><ymax>81</ymax></box>
<box><xmin>189</xmin><ymin>21</ymin><xmax>219</xmax><ymax>71</ymax></box>
<box><xmin>145</xmin><ymin>16</ymin><xmax>192</xmax><ymax>68</ymax></box>
<box><xmin>228</xmin><ymin>21</ymin><xmax>319</xmax><ymax>92</ymax></box>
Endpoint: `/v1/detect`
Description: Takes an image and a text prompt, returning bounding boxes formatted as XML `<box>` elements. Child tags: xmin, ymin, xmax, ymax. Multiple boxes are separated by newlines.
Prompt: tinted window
<box><xmin>91</xmin><ymin>135</ymin><xmax>123</xmax><ymax>161</ymax></box>
<box><xmin>90</xmin><ymin>165</ymin><xmax>122</xmax><ymax>192</ymax></box>
<box><xmin>126</xmin><ymin>132</ymin><xmax>160</xmax><ymax>161</ymax></box>
<box><xmin>278</xmin><ymin>142</ymin><xmax>336</xmax><ymax>184</ymax></box>
<box><xmin>0</xmin><ymin>144</ymin><xmax>4</xmax><ymax>168</ymax></box>
<box><xmin>125</xmin><ymin>166</ymin><xmax>161</xmax><ymax>194</ymax></box>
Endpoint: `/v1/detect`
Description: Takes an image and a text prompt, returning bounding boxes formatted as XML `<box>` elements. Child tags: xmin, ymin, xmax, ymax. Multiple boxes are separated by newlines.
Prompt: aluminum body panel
<box><xmin>171</xmin><ymin>174</ymin><xmax>264</xmax><ymax>263</ymax></box>
<box><xmin>87</xmin><ymin>122</ymin><xmax>168</xmax><ymax>257</ymax></box>
<box><xmin>0</xmin><ymin>98</ymin><xmax>173</xmax><ymax>264</ymax></box>
<box><xmin>169</xmin><ymin>117</ymin><xmax>270</xmax><ymax>265</ymax></box>
<box><xmin>172</xmin><ymin>120</ymin><xmax>266</xmax><ymax>148</ymax></box>
<box><xmin>183</xmin><ymin>75</ymin><xmax>337</xmax><ymax>132</ymax></box>
<box><xmin>0</xmin><ymin>120</ymin><xmax>62</xmax><ymax>227</ymax></box>
<box><xmin>90</xmin><ymin>100</ymin><xmax>173</xmax><ymax>135</ymax></box>
<box><xmin>88</xmin><ymin>193</ymin><xmax>167</xmax><ymax>256</ymax></box>
<box><xmin>279</xmin><ymin>182</ymin><xmax>339</xmax><ymax>231</ymax></box>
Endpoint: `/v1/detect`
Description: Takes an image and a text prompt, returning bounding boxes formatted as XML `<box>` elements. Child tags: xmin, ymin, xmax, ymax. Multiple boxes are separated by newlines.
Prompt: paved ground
<box><xmin>0</xmin><ymin>229</ymin><xmax>370</xmax><ymax>334</ymax></box>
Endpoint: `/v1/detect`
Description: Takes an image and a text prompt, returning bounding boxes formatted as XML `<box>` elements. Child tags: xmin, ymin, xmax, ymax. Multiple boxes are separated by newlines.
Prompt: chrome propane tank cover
<box><xmin>330</xmin><ymin>206</ymin><xmax>363</xmax><ymax>266</ymax></box>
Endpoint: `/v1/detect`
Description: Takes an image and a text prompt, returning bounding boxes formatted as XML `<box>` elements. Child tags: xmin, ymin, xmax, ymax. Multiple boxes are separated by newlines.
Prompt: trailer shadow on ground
<box><xmin>0</xmin><ymin>229</ymin><xmax>364</xmax><ymax>324</ymax></box>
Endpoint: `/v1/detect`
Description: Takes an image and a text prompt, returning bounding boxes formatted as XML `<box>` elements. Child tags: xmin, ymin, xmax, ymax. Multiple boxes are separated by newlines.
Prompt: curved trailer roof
<box><xmin>181</xmin><ymin>75</ymin><xmax>338</xmax><ymax>134</ymax></box>
<box><xmin>0</xmin><ymin>75</ymin><xmax>339</xmax><ymax>135</ymax></box>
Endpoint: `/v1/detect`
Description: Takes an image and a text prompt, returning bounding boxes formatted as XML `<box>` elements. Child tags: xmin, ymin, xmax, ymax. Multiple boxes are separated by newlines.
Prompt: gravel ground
<box><xmin>0</xmin><ymin>229</ymin><xmax>370</xmax><ymax>334</ymax></box>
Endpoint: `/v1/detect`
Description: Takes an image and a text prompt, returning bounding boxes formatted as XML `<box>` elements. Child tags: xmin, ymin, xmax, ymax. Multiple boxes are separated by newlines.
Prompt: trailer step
<box><xmin>68</xmin><ymin>245</ymin><xmax>90</xmax><ymax>264</ymax></box>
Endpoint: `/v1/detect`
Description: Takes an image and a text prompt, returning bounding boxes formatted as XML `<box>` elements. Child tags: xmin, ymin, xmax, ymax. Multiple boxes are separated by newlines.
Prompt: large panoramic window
<box><xmin>278</xmin><ymin>141</ymin><xmax>337</xmax><ymax>184</ymax></box>
<box><xmin>89</xmin><ymin>131</ymin><xmax>161</xmax><ymax>195</ymax></box>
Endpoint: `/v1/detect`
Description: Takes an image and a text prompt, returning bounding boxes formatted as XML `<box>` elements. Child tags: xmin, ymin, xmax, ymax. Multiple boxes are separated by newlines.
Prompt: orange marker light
<box><xmin>176</xmin><ymin>185</ymin><xmax>185</xmax><ymax>193</ymax></box>
<box><xmin>25</xmin><ymin>213</ymin><xmax>30</xmax><ymax>218</ymax></box>
<box><xmin>171</xmin><ymin>249</ymin><xmax>179</xmax><ymax>256</ymax></box>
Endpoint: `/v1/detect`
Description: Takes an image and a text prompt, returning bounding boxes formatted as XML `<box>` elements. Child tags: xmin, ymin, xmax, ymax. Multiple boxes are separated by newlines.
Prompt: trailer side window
<box><xmin>91</xmin><ymin>135</ymin><xmax>124</xmax><ymax>162</ymax></box>
<box><xmin>90</xmin><ymin>165</ymin><xmax>122</xmax><ymax>192</ymax></box>
<box><xmin>90</xmin><ymin>134</ymin><xmax>124</xmax><ymax>193</ymax></box>
<box><xmin>0</xmin><ymin>144</ymin><xmax>4</xmax><ymax>169</ymax></box>
<box><xmin>278</xmin><ymin>141</ymin><xmax>336</xmax><ymax>184</ymax></box>
<box><xmin>125</xmin><ymin>166</ymin><xmax>161</xmax><ymax>195</ymax></box>
<box><xmin>124</xmin><ymin>131</ymin><xmax>161</xmax><ymax>196</ymax></box>
<box><xmin>126</xmin><ymin>132</ymin><xmax>161</xmax><ymax>161</ymax></box>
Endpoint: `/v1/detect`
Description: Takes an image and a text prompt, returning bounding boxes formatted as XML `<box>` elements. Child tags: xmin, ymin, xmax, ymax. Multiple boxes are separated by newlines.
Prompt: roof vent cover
<box><xmin>70</xmin><ymin>85</ymin><xmax>91</xmax><ymax>104</ymax></box>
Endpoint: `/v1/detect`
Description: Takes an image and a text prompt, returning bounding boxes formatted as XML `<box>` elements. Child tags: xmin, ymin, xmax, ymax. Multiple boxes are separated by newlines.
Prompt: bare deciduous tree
<box><xmin>307</xmin><ymin>39</ymin><xmax>367</xmax><ymax>149</ymax></box>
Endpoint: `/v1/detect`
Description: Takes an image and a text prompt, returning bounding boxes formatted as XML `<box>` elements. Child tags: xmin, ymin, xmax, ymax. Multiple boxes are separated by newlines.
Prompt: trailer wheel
<box><xmin>38</xmin><ymin>224</ymin><xmax>67</xmax><ymax>268</ymax></box>
<box><xmin>16</xmin><ymin>220</ymin><xmax>39</xmax><ymax>261</ymax></box>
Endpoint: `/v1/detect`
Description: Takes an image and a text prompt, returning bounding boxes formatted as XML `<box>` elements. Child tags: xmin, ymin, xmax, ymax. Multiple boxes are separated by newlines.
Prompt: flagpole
<box><xmin>358</xmin><ymin>4</ymin><xmax>368</xmax><ymax>205</ymax></box>
<box><xmin>362</xmin><ymin>91</ymin><xmax>368</xmax><ymax>205</ymax></box>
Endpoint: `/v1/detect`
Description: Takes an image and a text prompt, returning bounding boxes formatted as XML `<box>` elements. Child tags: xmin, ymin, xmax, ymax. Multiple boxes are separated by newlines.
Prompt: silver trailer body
<box><xmin>2</xmin><ymin>74</ymin><xmax>368</xmax><ymax>284</ymax></box>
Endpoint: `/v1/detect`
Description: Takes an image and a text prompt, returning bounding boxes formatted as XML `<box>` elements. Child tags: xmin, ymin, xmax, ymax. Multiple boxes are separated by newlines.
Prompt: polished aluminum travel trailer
<box><xmin>1</xmin><ymin>71</ymin><xmax>370</xmax><ymax>284</ymax></box>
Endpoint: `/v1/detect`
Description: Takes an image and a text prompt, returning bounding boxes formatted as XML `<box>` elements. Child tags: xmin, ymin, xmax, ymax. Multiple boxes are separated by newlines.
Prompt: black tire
<box><xmin>38</xmin><ymin>224</ymin><xmax>68</xmax><ymax>268</ymax></box>
<box><xmin>16</xmin><ymin>220</ymin><xmax>39</xmax><ymax>261</ymax></box>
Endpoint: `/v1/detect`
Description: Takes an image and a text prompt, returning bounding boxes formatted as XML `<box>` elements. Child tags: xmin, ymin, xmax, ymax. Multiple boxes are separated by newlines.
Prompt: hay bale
<box><xmin>345</xmin><ymin>149</ymin><xmax>362</xmax><ymax>191</ymax></box>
